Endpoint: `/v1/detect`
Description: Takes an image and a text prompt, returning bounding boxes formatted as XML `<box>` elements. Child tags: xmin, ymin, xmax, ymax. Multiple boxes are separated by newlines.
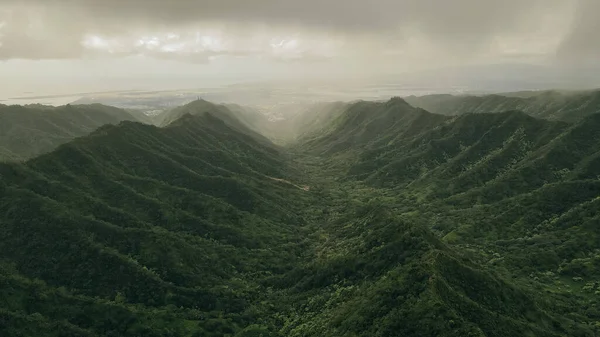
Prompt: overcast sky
<box><xmin>1</xmin><ymin>0</ymin><xmax>599</xmax><ymax>97</ymax></box>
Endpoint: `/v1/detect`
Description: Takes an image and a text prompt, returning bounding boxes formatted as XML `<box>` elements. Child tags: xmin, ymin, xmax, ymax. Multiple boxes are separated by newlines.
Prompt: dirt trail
<box><xmin>267</xmin><ymin>176</ymin><xmax>310</xmax><ymax>191</ymax></box>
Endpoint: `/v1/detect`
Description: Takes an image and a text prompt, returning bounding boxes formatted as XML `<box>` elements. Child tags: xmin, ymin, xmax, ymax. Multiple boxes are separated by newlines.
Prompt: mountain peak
<box><xmin>157</xmin><ymin>99</ymin><xmax>225</xmax><ymax>126</ymax></box>
<box><xmin>183</xmin><ymin>97</ymin><xmax>212</xmax><ymax>106</ymax></box>
<box><xmin>179</xmin><ymin>98</ymin><xmax>222</xmax><ymax>112</ymax></box>
<box><xmin>387</xmin><ymin>96</ymin><xmax>411</xmax><ymax>107</ymax></box>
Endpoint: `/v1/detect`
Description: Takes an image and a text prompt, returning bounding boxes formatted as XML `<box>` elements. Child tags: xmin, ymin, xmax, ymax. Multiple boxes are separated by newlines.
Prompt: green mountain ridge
<box><xmin>296</xmin><ymin>97</ymin><xmax>600</xmax><ymax>335</ymax></box>
<box><xmin>0</xmin><ymin>104</ymin><xmax>142</xmax><ymax>162</ymax></box>
<box><xmin>405</xmin><ymin>90</ymin><xmax>600</xmax><ymax>122</ymax></box>
<box><xmin>275</xmin><ymin>202</ymin><xmax>580</xmax><ymax>337</ymax></box>
<box><xmin>300</xmin><ymin>97</ymin><xmax>447</xmax><ymax>156</ymax></box>
<box><xmin>0</xmin><ymin>109</ymin><xmax>315</xmax><ymax>336</ymax></box>
<box><xmin>1</xmin><ymin>97</ymin><xmax>600</xmax><ymax>336</ymax></box>
<box><xmin>156</xmin><ymin>100</ymin><xmax>273</xmax><ymax>145</ymax></box>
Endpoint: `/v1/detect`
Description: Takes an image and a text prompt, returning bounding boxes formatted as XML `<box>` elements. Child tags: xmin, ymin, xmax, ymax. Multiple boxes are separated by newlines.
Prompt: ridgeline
<box><xmin>1</xmin><ymin>96</ymin><xmax>600</xmax><ymax>336</ymax></box>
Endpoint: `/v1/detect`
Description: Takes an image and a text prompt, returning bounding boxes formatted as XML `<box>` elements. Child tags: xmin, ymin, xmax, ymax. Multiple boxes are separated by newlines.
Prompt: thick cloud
<box><xmin>1</xmin><ymin>0</ymin><xmax>555</xmax><ymax>31</ymax></box>
<box><xmin>0</xmin><ymin>0</ymin><xmax>593</xmax><ymax>67</ymax></box>
<box><xmin>557</xmin><ymin>0</ymin><xmax>600</xmax><ymax>63</ymax></box>
<box><xmin>0</xmin><ymin>5</ymin><xmax>84</xmax><ymax>59</ymax></box>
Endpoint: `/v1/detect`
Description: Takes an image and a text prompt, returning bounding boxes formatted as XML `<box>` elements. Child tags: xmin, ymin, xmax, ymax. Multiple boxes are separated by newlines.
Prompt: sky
<box><xmin>1</xmin><ymin>0</ymin><xmax>599</xmax><ymax>97</ymax></box>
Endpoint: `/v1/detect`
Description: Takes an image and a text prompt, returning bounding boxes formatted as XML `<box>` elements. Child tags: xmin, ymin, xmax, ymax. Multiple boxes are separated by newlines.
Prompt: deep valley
<box><xmin>1</xmin><ymin>94</ymin><xmax>600</xmax><ymax>336</ymax></box>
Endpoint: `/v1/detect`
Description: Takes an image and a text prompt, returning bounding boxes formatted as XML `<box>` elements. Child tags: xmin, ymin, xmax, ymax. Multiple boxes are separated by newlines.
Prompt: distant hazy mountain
<box><xmin>405</xmin><ymin>89</ymin><xmax>600</xmax><ymax>122</ymax></box>
<box><xmin>155</xmin><ymin>99</ymin><xmax>275</xmax><ymax>144</ymax></box>
<box><xmin>0</xmin><ymin>103</ymin><xmax>142</xmax><ymax>161</ymax></box>
<box><xmin>300</xmin><ymin>97</ymin><xmax>446</xmax><ymax>155</ymax></box>
<box><xmin>386</xmin><ymin>63</ymin><xmax>600</xmax><ymax>94</ymax></box>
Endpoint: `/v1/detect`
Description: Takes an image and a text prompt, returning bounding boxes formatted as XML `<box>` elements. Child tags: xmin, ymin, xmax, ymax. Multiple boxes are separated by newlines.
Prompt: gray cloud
<box><xmin>4</xmin><ymin>0</ymin><xmax>561</xmax><ymax>32</ymax></box>
<box><xmin>0</xmin><ymin>0</ymin><xmax>592</xmax><ymax>67</ymax></box>
<box><xmin>0</xmin><ymin>5</ymin><xmax>84</xmax><ymax>59</ymax></box>
<box><xmin>557</xmin><ymin>0</ymin><xmax>600</xmax><ymax>63</ymax></box>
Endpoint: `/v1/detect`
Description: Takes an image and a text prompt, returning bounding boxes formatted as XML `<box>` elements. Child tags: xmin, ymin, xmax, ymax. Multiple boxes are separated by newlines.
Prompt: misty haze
<box><xmin>1</xmin><ymin>1</ymin><xmax>600</xmax><ymax>336</ymax></box>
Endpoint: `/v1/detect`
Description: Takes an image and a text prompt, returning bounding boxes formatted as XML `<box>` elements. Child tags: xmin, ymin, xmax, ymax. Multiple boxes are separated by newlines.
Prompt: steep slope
<box><xmin>0</xmin><ymin>103</ymin><xmax>142</xmax><ymax>161</ymax></box>
<box><xmin>300</xmin><ymin>97</ymin><xmax>447</xmax><ymax>156</ymax></box>
<box><xmin>0</xmin><ymin>111</ymin><xmax>310</xmax><ymax>336</ymax></box>
<box><xmin>223</xmin><ymin>103</ymin><xmax>272</xmax><ymax>135</ymax></box>
<box><xmin>275</xmin><ymin>202</ymin><xmax>588</xmax><ymax>337</ymax></box>
<box><xmin>341</xmin><ymin>106</ymin><xmax>600</xmax><ymax>236</ymax></box>
<box><xmin>292</xmin><ymin>101</ymin><xmax>600</xmax><ymax>335</ymax></box>
<box><xmin>2</xmin><ymin>97</ymin><xmax>600</xmax><ymax>336</ymax></box>
<box><xmin>405</xmin><ymin>90</ymin><xmax>600</xmax><ymax>122</ymax></box>
<box><xmin>352</xmin><ymin>111</ymin><xmax>567</xmax><ymax>189</ymax></box>
<box><xmin>156</xmin><ymin>99</ymin><xmax>274</xmax><ymax>146</ymax></box>
<box><xmin>353</xmin><ymin>111</ymin><xmax>600</xmax><ymax>203</ymax></box>
<box><xmin>416</xmin><ymin>114</ymin><xmax>600</xmax><ymax>280</ymax></box>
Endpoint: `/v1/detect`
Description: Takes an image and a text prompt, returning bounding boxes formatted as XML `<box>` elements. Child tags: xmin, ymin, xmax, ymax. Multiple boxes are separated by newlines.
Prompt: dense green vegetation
<box><xmin>1</xmin><ymin>97</ymin><xmax>600</xmax><ymax>336</ymax></box>
<box><xmin>0</xmin><ymin>104</ymin><xmax>143</xmax><ymax>162</ymax></box>
<box><xmin>405</xmin><ymin>89</ymin><xmax>600</xmax><ymax>122</ymax></box>
<box><xmin>0</xmin><ymin>109</ymin><xmax>315</xmax><ymax>336</ymax></box>
<box><xmin>292</xmin><ymin>97</ymin><xmax>600</xmax><ymax>336</ymax></box>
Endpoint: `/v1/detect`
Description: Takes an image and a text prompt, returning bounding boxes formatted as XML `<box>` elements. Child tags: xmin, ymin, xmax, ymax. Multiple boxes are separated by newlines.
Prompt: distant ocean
<box><xmin>0</xmin><ymin>84</ymin><xmax>472</xmax><ymax>107</ymax></box>
<box><xmin>1</xmin><ymin>95</ymin><xmax>82</xmax><ymax>106</ymax></box>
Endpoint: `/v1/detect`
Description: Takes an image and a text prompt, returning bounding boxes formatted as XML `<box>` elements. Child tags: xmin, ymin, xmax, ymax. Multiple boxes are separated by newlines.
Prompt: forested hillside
<box><xmin>0</xmin><ymin>104</ymin><xmax>142</xmax><ymax>162</ymax></box>
<box><xmin>295</xmin><ymin>97</ymin><xmax>600</xmax><ymax>336</ymax></box>
<box><xmin>1</xmin><ymin>97</ymin><xmax>599</xmax><ymax>336</ymax></box>
<box><xmin>0</xmin><ymin>108</ymin><xmax>316</xmax><ymax>336</ymax></box>
<box><xmin>405</xmin><ymin>90</ymin><xmax>600</xmax><ymax>122</ymax></box>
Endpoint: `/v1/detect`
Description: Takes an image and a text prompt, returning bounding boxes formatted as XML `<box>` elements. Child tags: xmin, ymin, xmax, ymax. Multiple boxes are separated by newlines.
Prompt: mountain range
<box><xmin>1</xmin><ymin>92</ymin><xmax>600</xmax><ymax>336</ymax></box>
<box><xmin>0</xmin><ymin>104</ymin><xmax>146</xmax><ymax>162</ymax></box>
<box><xmin>405</xmin><ymin>89</ymin><xmax>600</xmax><ymax>122</ymax></box>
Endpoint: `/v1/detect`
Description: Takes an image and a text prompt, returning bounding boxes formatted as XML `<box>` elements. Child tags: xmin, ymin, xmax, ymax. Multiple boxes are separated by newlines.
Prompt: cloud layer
<box><xmin>0</xmin><ymin>0</ymin><xmax>595</xmax><ymax>68</ymax></box>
